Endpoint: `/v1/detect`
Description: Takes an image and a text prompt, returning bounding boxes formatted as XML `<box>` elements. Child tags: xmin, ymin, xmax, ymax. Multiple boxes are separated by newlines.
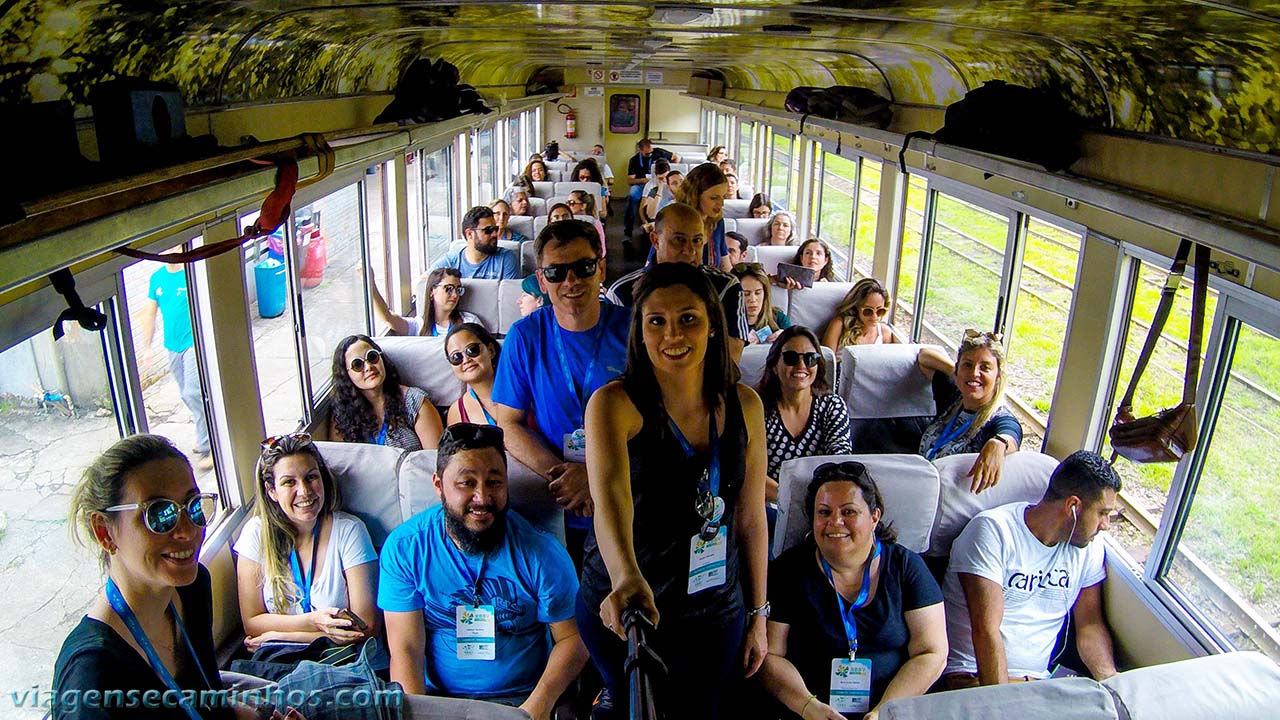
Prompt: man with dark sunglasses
<box><xmin>429</xmin><ymin>205</ymin><xmax>521</xmax><ymax>279</ymax></box>
<box><xmin>379</xmin><ymin>423</ymin><xmax>587</xmax><ymax>715</ymax></box>
<box><xmin>606</xmin><ymin>203</ymin><xmax>749</xmax><ymax>362</ymax></box>
<box><xmin>492</xmin><ymin>220</ymin><xmax>630</xmax><ymax>560</ymax></box>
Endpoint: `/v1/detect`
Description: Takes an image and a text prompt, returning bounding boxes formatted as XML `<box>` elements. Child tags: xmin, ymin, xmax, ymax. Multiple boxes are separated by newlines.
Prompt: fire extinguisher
<box><xmin>559</xmin><ymin>102</ymin><xmax>577</xmax><ymax>139</ymax></box>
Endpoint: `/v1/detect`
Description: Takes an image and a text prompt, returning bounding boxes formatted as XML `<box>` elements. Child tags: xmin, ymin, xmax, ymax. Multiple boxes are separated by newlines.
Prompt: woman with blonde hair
<box><xmin>732</xmin><ymin>262</ymin><xmax>793</xmax><ymax>344</ymax></box>
<box><xmin>674</xmin><ymin>162</ymin><xmax>733</xmax><ymax>270</ymax></box>
<box><xmin>823</xmin><ymin>277</ymin><xmax>898</xmax><ymax>351</ymax></box>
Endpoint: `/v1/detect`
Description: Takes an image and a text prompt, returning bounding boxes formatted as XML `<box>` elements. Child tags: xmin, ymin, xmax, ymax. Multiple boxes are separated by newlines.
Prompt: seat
<box><xmin>403</xmin><ymin>694</ymin><xmax>529</xmax><ymax>719</ymax></box>
<box><xmin>736</xmin><ymin>343</ymin><xmax>835</xmax><ymax>390</ymax></box>
<box><xmin>497</xmin><ymin>278</ymin><xmax>528</xmax><ymax>334</ymax></box>
<box><xmin>668</xmin><ymin>162</ymin><xmax>690</xmax><ymax>174</ymax></box>
<box><xmin>372</xmin><ymin>335</ymin><xmax>462</xmax><ymax>408</ymax></box>
<box><xmin>399</xmin><ymin>450</ymin><xmax>566</xmax><ymax>545</ymax></box>
<box><xmin>530</xmin><ymin>181</ymin><xmax>555</xmax><ymax>198</ymax></box>
<box><xmin>545</xmin><ymin>195</ymin><xmax>571</xmax><ymax>213</ymax></box>
<box><xmin>553</xmin><ymin>180</ymin><xmax>602</xmax><ymax>198</ymax></box>
<box><xmin>533</xmin><ymin>215</ymin><xmax>548</xmax><ymax>237</ymax></box>
<box><xmin>838</xmin><ymin>343</ymin><xmax>940</xmax><ymax>454</ymax></box>
<box><xmin>723</xmin><ymin>199</ymin><xmax>752</xmax><ymax>219</ymax></box>
<box><xmin>520</xmin><ymin>240</ymin><xmax>537</xmax><ymax>276</ymax></box>
<box><xmin>312</xmin><ymin>441</ymin><xmax>406</xmax><ymax>548</ymax></box>
<box><xmin>507</xmin><ymin>214</ymin><xmax>535</xmax><ymax>241</ymax></box>
<box><xmin>774</xmin><ymin>454</ymin><xmax>941</xmax><ymax>557</ymax></box>
<box><xmin>879</xmin><ymin>677</ymin><xmax>1119</xmax><ymax>720</ymax></box>
<box><xmin>738</xmin><ymin>183</ymin><xmax>756</xmax><ymax>200</ymax></box>
<box><xmin>928</xmin><ymin>451</ymin><xmax>1059</xmax><ymax>557</ymax></box>
<box><xmin>722</xmin><ymin>217</ymin><xmax>736</xmax><ymax>233</ymax></box>
<box><xmin>751</xmin><ymin>245</ymin><xmax>796</xmax><ymax>276</ymax></box>
<box><xmin>544</xmin><ymin>160</ymin><xmax>571</xmax><ymax>173</ymax></box>
<box><xmin>454</xmin><ymin>278</ymin><xmax>502</xmax><ymax>331</ymax></box>
<box><xmin>786</xmin><ymin>281</ymin><xmax>856</xmax><ymax>334</ymax></box>
<box><xmin>526</xmin><ymin>197</ymin><xmax>546</xmax><ymax>216</ymax></box>
<box><xmin>1101</xmin><ymin>651</ymin><xmax>1280</xmax><ymax>720</ymax></box>
<box><xmin>732</xmin><ymin>217</ymin><xmax>771</xmax><ymax>245</ymax></box>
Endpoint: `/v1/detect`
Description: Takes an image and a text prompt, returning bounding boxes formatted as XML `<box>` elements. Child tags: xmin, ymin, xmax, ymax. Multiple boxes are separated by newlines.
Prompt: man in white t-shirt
<box><xmin>942</xmin><ymin>450</ymin><xmax>1121</xmax><ymax>689</ymax></box>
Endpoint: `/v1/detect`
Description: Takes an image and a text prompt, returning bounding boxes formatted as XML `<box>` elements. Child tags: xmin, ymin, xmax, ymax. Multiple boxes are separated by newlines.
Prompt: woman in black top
<box><xmin>54</xmin><ymin>434</ymin><xmax>290</xmax><ymax>719</ymax></box>
<box><xmin>580</xmin><ymin>263</ymin><xmax>770</xmax><ymax>719</ymax></box>
<box><xmin>759</xmin><ymin>463</ymin><xmax>946</xmax><ymax>719</ymax></box>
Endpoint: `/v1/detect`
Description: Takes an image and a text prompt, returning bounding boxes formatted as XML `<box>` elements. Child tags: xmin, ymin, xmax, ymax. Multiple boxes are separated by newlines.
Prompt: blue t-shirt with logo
<box><xmin>492</xmin><ymin>302</ymin><xmax>629</xmax><ymax>452</ymax></box>
<box><xmin>147</xmin><ymin>266</ymin><xmax>193</xmax><ymax>353</ymax></box>
<box><xmin>430</xmin><ymin>247</ymin><xmax>521</xmax><ymax>279</ymax></box>
<box><xmin>377</xmin><ymin>505</ymin><xmax>578</xmax><ymax>697</ymax></box>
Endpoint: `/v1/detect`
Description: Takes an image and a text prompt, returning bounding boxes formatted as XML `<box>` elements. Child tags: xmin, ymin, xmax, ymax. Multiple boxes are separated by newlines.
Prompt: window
<box><xmin>817</xmin><ymin>152</ymin><xmax>856</xmax><ymax>280</ymax></box>
<box><xmin>770</xmin><ymin>131</ymin><xmax>794</xmax><ymax>209</ymax></box>
<box><xmin>0</xmin><ymin>322</ymin><xmax>123</xmax><ymax>709</ymax></box>
<box><xmin>852</xmin><ymin>160</ymin><xmax>882</xmax><ymax>279</ymax></box>
<box><xmin>405</xmin><ymin>152</ymin><xmax>427</xmax><ymax>282</ymax></box>
<box><xmin>475</xmin><ymin>127</ymin><xmax>496</xmax><ymax>203</ymax></box>
<box><xmin>736</xmin><ymin>121</ymin><xmax>753</xmax><ymax>185</ymax></box>
<box><xmin>509</xmin><ymin>116</ymin><xmax>523</xmax><ymax>183</ymax></box>
<box><xmin>892</xmin><ymin>175</ymin><xmax>929</xmax><ymax>331</ymax></box>
<box><xmin>365</xmin><ymin>163</ymin><xmax>389</xmax><ymax>295</ymax></box>
<box><xmin>424</xmin><ymin>145</ymin><xmax>456</xmax><ymax>263</ymax></box>
<box><xmin>919</xmin><ymin>192</ymin><xmax>1011</xmax><ymax>346</ymax></box>
<box><xmin>242</xmin><ymin>211</ymin><xmax>307</xmax><ymax>435</ymax></box>
<box><xmin>715</xmin><ymin>112</ymin><xmax>730</xmax><ymax>150</ymax></box>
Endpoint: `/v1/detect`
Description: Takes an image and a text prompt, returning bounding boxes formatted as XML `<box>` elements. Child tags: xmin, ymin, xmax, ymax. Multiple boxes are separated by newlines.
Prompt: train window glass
<box><xmin>292</xmin><ymin>183</ymin><xmax>370</xmax><ymax>402</ymax></box>
<box><xmin>920</xmin><ymin>192</ymin><xmax>1009</xmax><ymax>345</ymax></box>
<box><xmin>365</xmin><ymin>162</ymin><xmax>389</xmax><ymax>295</ymax></box>
<box><xmin>892</xmin><ymin>175</ymin><xmax>929</xmax><ymax>331</ymax></box>
<box><xmin>700</xmin><ymin>109</ymin><xmax>711</xmax><ymax>144</ymax></box>
<box><xmin>241</xmin><ymin>211</ymin><xmax>307</xmax><ymax>434</ymax></box>
<box><xmin>509</xmin><ymin>116</ymin><xmax>522</xmax><ymax>182</ymax></box>
<box><xmin>818</xmin><ymin>152</ymin><xmax>856</xmax><ymax>280</ymax></box>
<box><xmin>122</xmin><ymin>249</ymin><xmax>221</xmax><ymax>488</ymax></box>
<box><xmin>0</xmin><ymin>322</ymin><xmax>123</xmax><ymax>709</ymax></box>
<box><xmin>406</xmin><ymin>152</ymin><xmax>427</xmax><ymax>282</ymax></box>
<box><xmin>1103</xmin><ymin>258</ymin><xmax>1219</xmax><ymax>564</ymax></box>
<box><xmin>852</xmin><ymin>159</ymin><xmax>882</xmax><ymax>280</ymax></box>
<box><xmin>526</xmin><ymin>109</ymin><xmax>541</xmax><ymax>166</ymax></box>
<box><xmin>770</xmin><ymin>131</ymin><xmax>793</xmax><ymax>209</ymax></box>
<box><xmin>1006</xmin><ymin>216</ymin><xmax>1084</xmax><ymax>424</ymax></box>
<box><xmin>1165</xmin><ymin>320</ymin><xmax>1280</xmax><ymax>658</ymax></box>
<box><xmin>425</xmin><ymin>145</ymin><xmax>455</xmax><ymax>263</ymax></box>
<box><xmin>737</xmin><ymin>121</ymin><xmax>753</xmax><ymax>184</ymax></box>
<box><xmin>715</xmin><ymin>112</ymin><xmax>730</xmax><ymax>151</ymax></box>
<box><xmin>476</xmin><ymin>127</ymin><xmax>496</xmax><ymax>202</ymax></box>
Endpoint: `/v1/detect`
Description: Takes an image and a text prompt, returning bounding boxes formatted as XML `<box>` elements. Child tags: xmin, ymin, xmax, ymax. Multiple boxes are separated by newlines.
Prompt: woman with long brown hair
<box><xmin>674</xmin><ymin>162</ymin><xmax>734</xmax><ymax>271</ymax></box>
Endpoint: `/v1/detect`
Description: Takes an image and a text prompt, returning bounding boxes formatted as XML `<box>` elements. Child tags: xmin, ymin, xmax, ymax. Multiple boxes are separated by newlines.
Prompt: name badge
<box><xmin>688</xmin><ymin>526</ymin><xmax>728</xmax><ymax>595</ymax></box>
<box><xmin>563</xmin><ymin>428</ymin><xmax>587</xmax><ymax>463</ymax></box>
<box><xmin>829</xmin><ymin>658</ymin><xmax>872</xmax><ymax>713</ymax></box>
<box><xmin>455</xmin><ymin>605</ymin><xmax>496</xmax><ymax>660</ymax></box>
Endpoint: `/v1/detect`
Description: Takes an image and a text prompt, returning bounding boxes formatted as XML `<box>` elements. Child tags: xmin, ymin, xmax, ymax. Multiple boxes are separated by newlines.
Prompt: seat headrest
<box><xmin>507</xmin><ymin>215</ymin><xmax>535</xmax><ymax>239</ymax></box>
<box><xmin>786</xmin><ymin>281</ymin><xmax>857</xmax><ymax>334</ymax></box>
<box><xmin>373</xmin><ymin>336</ymin><xmax>463</xmax><ymax>407</ymax></box>
<box><xmin>774</xmin><ymin>454</ymin><xmax>940</xmax><ymax>557</ymax></box>
<box><xmin>928</xmin><ymin>451</ymin><xmax>1058</xmax><ymax>556</ymax></box>
<box><xmin>752</xmin><ymin>245</ymin><xmax>797</xmax><ymax>275</ymax></box>
<box><xmin>880</xmin><ymin>676</ymin><xmax>1118</xmax><ymax>720</ymax></box>
<box><xmin>737</xmin><ymin>344</ymin><xmax>836</xmax><ymax>390</ymax></box>
<box><xmin>313</xmin><ymin>441</ymin><xmax>406</xmax><ymax>548</ymax></box>
<box><xmin>732</xmin><ymin>218</ymin><xmax>771</xmax><ymax>245</ymax></box>
<box><xmin>1101</xmin><ymin>651</ymin><xmax>1280</xmax><ymax>720</ymax></box>
<box><xmin>531</xmin><ymin>181</ymin><xmax>555</xmax><ymax>198</ymax></box>
<box><xmin>454</xmin><ymin>278</ymin><xmax>502</xmax><ymax>331</ymax></box>
<box><xmin>838</xmin><ymin>344</ymin><xmax>937</xmax><ymax>419</ymax></box>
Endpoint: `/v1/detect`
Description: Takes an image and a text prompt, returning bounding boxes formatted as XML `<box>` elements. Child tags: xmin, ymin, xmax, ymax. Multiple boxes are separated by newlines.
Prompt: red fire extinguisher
<box><xmin>565</xmin><ymin>110</ymin><xmax>577</xmax><ymax>139</ymax></box>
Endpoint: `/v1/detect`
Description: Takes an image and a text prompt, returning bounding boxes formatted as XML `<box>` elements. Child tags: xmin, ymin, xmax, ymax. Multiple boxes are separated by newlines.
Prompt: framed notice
<box><xmin>610</xmin><ymin>94</ymin><xmax>640</xmax><ymax>133</ymax></box>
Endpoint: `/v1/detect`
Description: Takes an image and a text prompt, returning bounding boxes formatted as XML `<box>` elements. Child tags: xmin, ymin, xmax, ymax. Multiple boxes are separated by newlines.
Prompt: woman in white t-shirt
<box><xmin>368</xmin><ymin>266</ymin><xmax>483</xmax><ymax>337</ymax></box>
<box><xmin>234</xmin><ymin>433</ymin><xmax>380</xmax><ymax>652</ymax></box>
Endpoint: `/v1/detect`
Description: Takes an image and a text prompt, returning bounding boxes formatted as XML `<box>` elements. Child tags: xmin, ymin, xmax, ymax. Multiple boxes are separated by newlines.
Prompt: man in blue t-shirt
<box><xmin>430</xmin><ymin>205</ymin><xmax>522</xmax><ymax>279</ymax></box>
<box><xmin>379</xmin><ymin>424</ymin><xmax>585</xmax><ymax>714</ymax></box>
<box><xmin>492</xmin><ymin>219</ymin><xmax>629</xmax><ymax>536</ymax></box>
<box><xmin>139</xmin><ymin>259</ymin><xmax>210</xmax><ymax>470</ymax></box>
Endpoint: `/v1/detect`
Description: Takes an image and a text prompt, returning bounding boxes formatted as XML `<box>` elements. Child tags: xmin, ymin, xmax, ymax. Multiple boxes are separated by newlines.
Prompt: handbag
<box><xmin>1108</xmin><ymin>239</ymin><xmax>1210</xmax><ymax>463</ymax></box>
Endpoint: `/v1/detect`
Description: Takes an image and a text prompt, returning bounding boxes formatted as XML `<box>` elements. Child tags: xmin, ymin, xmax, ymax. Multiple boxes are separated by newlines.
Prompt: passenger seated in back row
<box><xmin>369</xmin><ymin>266</ymin><xmax>483</xmax><ymax>337</ymax></box>
<box><xmin>941</xmin><ymin>450</ymin><xmax>1119</xmax><ymax>689</ymax></box>
<box><xmin>822</xmin><ymin>277</ymin><xmax>898</xmax><ymax>351</ymax></box>
<box><xmin>915</xmin><ymin>330</ymin><xmax>1021</xmax><ymax>492</ymax></box>
<box><xmin>330</xmin><ymin>335</ymin><xmax>443</xmax><ymax>450</ymax></box>
<box><xmin>430</xmin><ymin>205</ymin><xmax>522</xmax><ymax>280</ymax></box>
<box><xmin>378</xmin><ymin>423</ymin><xmax>587</xmax><ymax>718</ymax></box>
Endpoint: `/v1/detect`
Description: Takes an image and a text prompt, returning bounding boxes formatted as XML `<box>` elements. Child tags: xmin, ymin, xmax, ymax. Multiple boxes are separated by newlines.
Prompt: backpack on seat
<box><xmin>899</xmin><ymin>79</ymin><xmax>1084</xmax><ymax>173</ymax></box>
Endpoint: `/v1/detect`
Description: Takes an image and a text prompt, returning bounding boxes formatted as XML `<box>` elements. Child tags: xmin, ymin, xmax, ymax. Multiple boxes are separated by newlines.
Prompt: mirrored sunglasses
<box><xmin>348</xmin><ymin>348</ymin><xmax>381</xmax><ymax>372</ymax></box>
<box><xmin>439</xmin><ymin>284</ymin><xmax>466</xmax><ymax>297</ymax></box>
<box><xmin>105</xmin><ymin>493</ymin><xmax>219</xmax><ymax>535</ymax></box>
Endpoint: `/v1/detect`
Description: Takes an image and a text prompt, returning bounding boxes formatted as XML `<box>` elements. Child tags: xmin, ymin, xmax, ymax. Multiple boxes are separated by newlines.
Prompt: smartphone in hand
<box><xmin>337</xmin><ymin>608</ymin><xmax>369</xmax><ymax>633</ymax></box>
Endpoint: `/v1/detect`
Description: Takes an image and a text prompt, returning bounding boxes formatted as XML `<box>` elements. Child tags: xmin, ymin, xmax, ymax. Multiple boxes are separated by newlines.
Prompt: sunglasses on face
<box><xmin>447</xmin><ymin>342</ymin><xmax>485</xmax><ymax>366</ymax></box>
<box><xmin>781</xmin><ymin>350</ymin><xmax>820</xmax><ymax>368</ymax></box>
<box><xmin>478</xmin><ymin>225</ymin><xmax>500</xmax><ymax>236</ymax></box>
<box><xmin>437</xmin><ymin>284</ymin><xmax>466</xmax><ymax>297</ymax></box>
<box><xmin>568</xmin><ymin>200</ymin><xmax>585</xmax><ymax>207</ymax></box>
<box><xmin>860</xmin><ymin>306</ymin><xmax>889</xmax><ymax>317</ymax></box>
<box><xmin>539</xmin><ymin>257</ymin><xmax>599</xmax><ymax>283</ymax></box>
<box><xmin>105</xmin><ymin>493</ymin><xmax>219</xmax><ymax>535</ymax></box>
<box><xmin>348</xmin><ymin>348</ymin><xmax>382</xmax><ymax>372</ymax></box>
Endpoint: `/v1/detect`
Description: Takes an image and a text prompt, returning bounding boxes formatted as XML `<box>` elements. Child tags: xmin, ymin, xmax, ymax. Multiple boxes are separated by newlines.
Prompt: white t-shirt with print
<box><xmin>943</xmin><ymin>501</ymin><xmax>1106</xmax><ymax>678</ymax></box>
<box><xmin>234</xmin><ymin>510</ymin><xmax>378</xmax><ymax>614</ymax></box>
<box><xmin>402</xmin><ymin>310</ymin><xmax>483</xmax><ymax>337</ymax></box>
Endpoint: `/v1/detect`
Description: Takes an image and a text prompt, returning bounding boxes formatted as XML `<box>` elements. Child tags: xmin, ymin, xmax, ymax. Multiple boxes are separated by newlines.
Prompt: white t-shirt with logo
<box><xmin>943</xmin><ymin>502</ymin><xmax>1106</xmax><ymax>678</ymax></box>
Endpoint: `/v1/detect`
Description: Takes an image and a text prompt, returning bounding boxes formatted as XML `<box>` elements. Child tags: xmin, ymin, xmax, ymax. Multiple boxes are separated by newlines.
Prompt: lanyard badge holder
<box><xmin>288</xmin><ymin>520</ymin><xmax>321</xmax><ymax>612</ymax></box>
<box><xmin>455</xmin><ymin>545</ymin><xmax>496</xmax><ymax>660</ymax></box>
<box><xmin>554</xmin><ymin>320</ymin><xmax>605</xmax><ymax>463</ymax></box>
<box><xmin>670</xmin><ymin>413</ymin><xmax>727</xmax><ymax>595</ymax></box>
<box><xmin>925</xmin><ymin>410</ymin><xmax>974</xmax><ymax>460</ymax></box>
<box><xmin>822</xmin><ymin>539</ymin><xmax>881</xmax><ymax>713</ymax></box>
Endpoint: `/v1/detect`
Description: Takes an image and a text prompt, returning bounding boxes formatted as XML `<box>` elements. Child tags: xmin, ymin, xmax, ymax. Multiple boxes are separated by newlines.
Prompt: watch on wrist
<box><xmin>747</xmin><ymin>601</ymin><xmax>771</xmax><ymax>619</ymax></box>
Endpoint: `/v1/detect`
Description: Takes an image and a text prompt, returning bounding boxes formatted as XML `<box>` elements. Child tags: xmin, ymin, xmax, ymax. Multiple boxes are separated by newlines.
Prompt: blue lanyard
<box><xmin>667</xmin><ymin>410</ymin><xmax>720</xmax><ymax>500</ymax></box>
<box><xmin>551</xmin><ymin>312</ymin><xmax>607</xmax><ymax>423</ymax></box>
<box><xmin>373</xmin><ymin>421</ymin><xmax>389</xmax><ymax>445</ymax></box>
<box><xmin>820</xmin><ymin>539</ymin><xmax>882</xmax><ymax>660</ymax></box>
<box><xmin>289</xmin><ymin>520</ymin><xmax>321</xmax><ymax>612</ymax></box>
<box><xmin>449</xmin><ymin>514</ymin><xmax>488</xmax><ymax>605</ymax></box>
<box><xmin>926</xmin><ymin>409</ymin><xmax>974</xmax><ymax>460</ymax></box>
<box><xmin>469</xmin><ymin>387</ymin><xmax>496</xmax><ymax>425</ymax></box>
<box><xmin>105</xmin><ymin>578</ymin><xmax>211</xmax><ymax>720</ymax></box>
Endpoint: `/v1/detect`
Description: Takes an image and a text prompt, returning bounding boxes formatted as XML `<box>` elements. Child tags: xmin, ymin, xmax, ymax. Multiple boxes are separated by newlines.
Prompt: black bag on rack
<box><xmin>786</xmin><ymin>86</ymin><xmax>893</xmax><ymax>129</ymax></box>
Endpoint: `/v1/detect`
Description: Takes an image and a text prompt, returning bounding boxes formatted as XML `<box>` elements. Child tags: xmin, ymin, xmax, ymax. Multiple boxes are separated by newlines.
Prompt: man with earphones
<box><xmin>939</xmin><ymin>450</ymin><xmax>1121</xmax><ymax>689</ymax></box>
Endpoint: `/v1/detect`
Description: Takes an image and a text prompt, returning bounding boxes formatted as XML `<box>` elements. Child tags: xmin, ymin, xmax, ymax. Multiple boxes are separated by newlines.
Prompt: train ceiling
<box><xmin>3</xmin><ymin>1</ymin><xmax>1279</xmax><ymax>154</ymax></box>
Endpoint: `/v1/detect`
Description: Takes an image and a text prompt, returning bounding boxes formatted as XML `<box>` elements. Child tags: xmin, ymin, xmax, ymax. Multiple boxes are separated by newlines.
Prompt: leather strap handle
<box><xmin>1183</xmin><ymin>244</ymin><xmax>1210</xmax><ymax>405</ymax></box>
<box><xmin>1115</xmin><ymin>239</ymin><xmax>1192</xmax><ymax>415</ymax></box>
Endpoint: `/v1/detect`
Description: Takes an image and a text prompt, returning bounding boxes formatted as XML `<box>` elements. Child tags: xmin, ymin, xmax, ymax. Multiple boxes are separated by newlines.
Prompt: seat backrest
<box><xmin>399</xmin><ymin>450</ymin><xmax>566</xmax><ymax>545</ymax></box>
<box><xmin>373</xmin><ymin>335</ymin><xmax>462</xmax><ymax>407</ymax></box>
<box><xmin>507</xmin><ymin>214</ymin><xmax>535</xmax><ymax>240</ymax></box>
<box><xmin>531</xmin><ymin>181</ymin><xmax>555</xmax><ymax>198</ymax></box>
<box><xmin>497</xmin><ymin>278</ymin><xmax>528</xmax><ymax>334</ymax></box>
<box><xmin>738</xmin><ymin>183</ymin><xmax>755</xmax><ymax>200</ymax></box>
<box><xmin>520</xmin><ymin>241</ymin><xmax>537</xmax><ymax>276</ymax></box>
<box><xmin>752</xmin><ymin>245</ymin><xmax>796</xmax><ymax>276</ymax></box>
<box><xmin>546</xmin><ymin>196</ymin><xmax>571</xmax><ymax>213</ymax></box>
<box><xmin>1101</xmin><ymin>651</ymin><xmax>1280</xmax><ymax>720</ymax></box>
<box><xmin>722</xmin><ymin>217</ymin><xmax>737</xmax><ymax>233</ymax></box>
<box><xmin>527</xmin><ymin>197</ymin><xmax>547</xmax><ymax>216</ymax></box>
<box><xmin>787</xmin><ymin>281</ymin><xmax>856</xmax><ymax>334</ymax></box>
<box><xmin>313</xmin><ymin>441</ymin><xmax>406</xmax><ymax>548</ymax></box>
<box><xmin>544</xmin><ymin>160</ymin><xmax>571</xmax><ymax>172</ymax></box>
<box><xmin>879</xmin><ymin>676</ymin><xmax>1118</xmax><ymax>720</ymax></box>
<box><xmin>838</xmin><ymin>344</ymin><xmax>937</xmax><ymax>419</ymax></box>
<box><xmin>774</xmin><ymin>453</ymin><xmax>941</xmax><ymax>556</ymax></box>
<box><xmin>723</xmin><ymin>199</ymin><xmax>752</xmax><ymax>219</ymax></box>
<box><xmin>668</xmin><ymin>162</ymin><xmax>690</xmax><ymax>174</ymax></box>
<box><xmin>737</xmin><ymin>344</ymin><xmax>835</xmax><ymax>390</ymax></box>
<box><xmin>554</xmin><ymin>181</ymin><xmax>602</xmax><ymax>198</ymax></box>
<box><xmin>733</xmin><ymin>217</ymin><xmax>772</xmax><ymax>245</ymax></box>
<box><xmin>928</xmin><ymin>451</ymin><xmax>1058</xmax><ymax>556</ymax></box>
<box><xmin>454</xmin><ymin>278</ymin><xmax>501</xmax><ymax>331</ymax></box>
<box><xmin>533</xmin><ymin>215</ymin><xmax>548</xmax><ymax>237</ymax></box>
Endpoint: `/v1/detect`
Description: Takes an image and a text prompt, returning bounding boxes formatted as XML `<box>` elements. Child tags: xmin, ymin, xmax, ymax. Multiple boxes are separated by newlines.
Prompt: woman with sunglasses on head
<box><xmin>580</xmin><ymin>263</ymin><xmax>770</xmax><ymax>719</ymax></box>
<box><xmin>757</xmin><ymin>463</ymin><xmax>945</xmax><ymax>720</ymax></box>
<box><xmin>732</xmin><ymin>262</ymin><xmax>792</xmax><ymax>344</ymax></box>
<box><xmin>444</xmin><ymin>322</ymin><xmax>502</xmax><ymax>427</ymax></box>
<box><xmin>56</xmin><ymin>434</ymin><xmax>297</xmax><ymax>720</ymax></box>
<box><xmin>916</xmin><ymin>330</ymin><xmax>1022</xmax><ymax>493</ymax></box>
<box><xmin>369</xmin><ymin>267</ymin><xmax>482</xmax><ymax>337</ymax></box>
<box><xmin>823</xmin><ymin>278</ymin><xmax>898</xmax><ymax>352</ymax></box>
<box><xmin>234</xmin><ymin>434</ymin><xmax>379</xmax><ymax>660</ymax></box>
<box><xmin>330</xmin><ymin>334</ymin><xmax>443</xmax><ymax>451</ymax></box>
<box><xmin>758</xmin><ymin>327</ymin><xmax>852</xmax><ymax>513</ymax></box>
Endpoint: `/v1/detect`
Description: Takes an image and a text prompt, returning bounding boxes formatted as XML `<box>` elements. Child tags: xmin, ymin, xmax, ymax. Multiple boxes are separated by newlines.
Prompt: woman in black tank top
<box><xmin>578</xmin><ymin>262</ymin><xmax>770</xmax><ymax>719</ymax></box>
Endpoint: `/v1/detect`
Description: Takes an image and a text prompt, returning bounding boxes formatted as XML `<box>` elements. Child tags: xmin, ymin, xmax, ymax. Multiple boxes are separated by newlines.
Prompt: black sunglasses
<box><xmin>814</xmin><ymin>461</ymin><xmax>868</xmax><ymax>482</ymax></box>
<box><xmin>478</xmin><ymin>225</ymin><xmax>500</xmax><ymax>236</ymax></box>
<box><xmin>439</xmin><ymin>422</ymin><xmax>506</xmax><ymax>449</ymax></box>
<box><xmin>348</xmin><ymin>348</ymin><xmax>382</xmax><ymax>372</ymax></box>
<box><xmin>781</xmin><ymin>350</ymin><xmax>820</xmax><ymax>368</ymax></box>
<box><xmin>447</xmin><ymin>342</ymin><xmax>485</xmax><ymax>366</ymax></box>
<box><xmin>539</xmin><ymin>257</ymin><xmax>599</xmax><ymax>284</ymax></box>
<box><xmin>105</xmin><ymin>493</ymin><xmax>219</xmax><ymax>535</ymax></box>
